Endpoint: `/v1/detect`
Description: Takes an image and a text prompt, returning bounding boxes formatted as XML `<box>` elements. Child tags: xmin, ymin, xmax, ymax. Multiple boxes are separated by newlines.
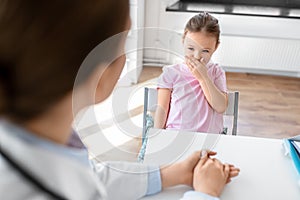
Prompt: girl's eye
<box><xmin>188</xmin><ymin>47</ymin><xmax>194</xmax><ymax>51</ymax></box>
<box><xmin>202</xmin><ymin>50</ymin><xmax>209</xmax><ymax>53</ymax></box>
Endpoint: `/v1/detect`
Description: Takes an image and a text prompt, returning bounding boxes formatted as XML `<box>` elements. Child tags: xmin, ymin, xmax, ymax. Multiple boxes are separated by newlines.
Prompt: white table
<box><xmin>141</xmin><ymin>129</ymin><xmax>300</xmax><ymax>200</ymax></box>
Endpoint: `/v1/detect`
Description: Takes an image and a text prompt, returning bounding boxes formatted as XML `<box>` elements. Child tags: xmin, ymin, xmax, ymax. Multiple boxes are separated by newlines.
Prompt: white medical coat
<box><xmin>0</xmin><ymin>121</ymin><xmax>217</xmax><ymax>200</ymax></box>
<box><xmin>0</xmin><ymin>124</ymin><xmax>153</xmax><ymax>200</ymax></box>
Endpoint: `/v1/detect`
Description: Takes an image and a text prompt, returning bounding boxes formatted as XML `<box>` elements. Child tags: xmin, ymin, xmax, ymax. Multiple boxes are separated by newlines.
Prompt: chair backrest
<box><xmin>224</xmin><ymin>91</ymin><xmax>239</xmax><ymax>135</ymax></box>
<box><xmin>144</xmin><ymin>87</ymin><xmax>158</xmax><ymax>112</ymax></box>
<box><xmin>139</xmin><ymin>87</ymin><xmax>157</xmax><ymax>162</ymax></box>
<box><xmin>142</xmin><ymin>87</ymin><xmax>157</xmax><ymax>138</ymax></box>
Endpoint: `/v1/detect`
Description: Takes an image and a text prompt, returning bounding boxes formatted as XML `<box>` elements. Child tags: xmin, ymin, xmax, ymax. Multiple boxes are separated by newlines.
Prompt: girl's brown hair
<box><xmin>0</xmin><ymin>0</ymin><xmax>129</xmax><ymax>122</ymax></box>
<box><xmin>183</xmin><ymin>12</ymin><xmax>220</xmax><ymax>44</ymax></box>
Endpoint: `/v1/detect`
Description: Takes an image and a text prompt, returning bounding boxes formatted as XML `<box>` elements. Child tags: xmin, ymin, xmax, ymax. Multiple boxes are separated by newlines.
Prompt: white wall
<box><xmin>120</xmin><ymin>0</ymin><xmax>145</xmax><ymax>85</ymax></box>
<box><xmin>143</xmin><ymin>0</ymin><xmax>300</xmax><ymax>77</ymax></box>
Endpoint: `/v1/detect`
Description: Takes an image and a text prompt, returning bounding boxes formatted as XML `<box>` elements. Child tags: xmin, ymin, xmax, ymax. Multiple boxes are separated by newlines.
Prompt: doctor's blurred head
<box><xmin>0</xmin><ymin>0</ymin><xmax>130</xmax><ymax>124</ymax></box>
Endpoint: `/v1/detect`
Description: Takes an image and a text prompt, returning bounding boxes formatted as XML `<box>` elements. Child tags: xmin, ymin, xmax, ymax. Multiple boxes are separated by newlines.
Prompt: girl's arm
<box><xmin>199</xmin><ymin>76</ymin><xmax>227</xmax><ymax>113</ymax></box>
<box><xmin>154</xmin><ymin>88</ymin><xmax>171</xmax><ymax>129</ymax></box>
<box><xmin>186</xmin><ymin>56</ymin><xmax>228</xmax><ymax>113</ymax></box>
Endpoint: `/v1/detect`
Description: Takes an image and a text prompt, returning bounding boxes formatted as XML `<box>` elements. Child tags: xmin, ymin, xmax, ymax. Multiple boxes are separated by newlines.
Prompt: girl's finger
<box><xmin>191</xmin><ymin>56</ymin><xmax>201</xmax><ymax>64</ymax></box>
<box><xmin>185</xmin><ymin>60</ymin><xmax>191</xmax><ymax>67</ymax></box>
<box><xmin>187</xmin><ymin>59</ymin><xmax>196</xmax><ymax>68</ymax></box>
<box><xmin>186</xmin><ymin>63</ymin><xmax>193</xmax><ymax>71</ymax></box>
<box><xmin>200</xmin><ymin>57</ymin><xmax>205</xmax><ymax>64</ymax></box>
<box><xmin>185</xmin><ymin>57</ymin><xmax>193</xmax><ymax>66</ymax></box>
<box><xmin>189</xmin><ymin>57</ymin><xmax>198</xmax><ymax>66</ymax></box>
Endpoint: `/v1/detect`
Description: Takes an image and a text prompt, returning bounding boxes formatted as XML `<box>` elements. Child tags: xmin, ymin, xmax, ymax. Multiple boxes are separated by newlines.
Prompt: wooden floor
<box><xmin>139</xmin><ymin>66</ymin><xmax>300</xmax><ymax>139</ymax></box>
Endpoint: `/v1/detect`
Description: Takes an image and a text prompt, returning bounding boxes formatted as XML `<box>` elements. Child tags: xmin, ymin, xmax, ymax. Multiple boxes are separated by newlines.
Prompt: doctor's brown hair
<box><xmin>183</xmin><ymin>12</ymin><xmax>220</xmax><ymax>44</ymax></box>
<box><xmin>0</xmin><ymin>0</ymin><xmax>129</xmax><ymax>122</ymax></box>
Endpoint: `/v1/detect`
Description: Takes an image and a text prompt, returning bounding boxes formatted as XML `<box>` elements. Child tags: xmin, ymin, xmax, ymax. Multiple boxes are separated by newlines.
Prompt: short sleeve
<box><xmin>212</xmin><ymin>65</ymin><xmax>227</xmax><ymax>93</ymax></box>
<box><xmin>157</xmin><ymin>66</ymin><xmax>173</xmax><ymax>89</ymax></box>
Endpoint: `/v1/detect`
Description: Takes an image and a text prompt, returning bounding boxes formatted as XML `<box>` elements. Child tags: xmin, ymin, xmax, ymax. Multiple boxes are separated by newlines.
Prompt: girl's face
<box><xmin>183</xmin><ymin>31</ymin><xmax>219</xmax><ymax>65</ymax></box>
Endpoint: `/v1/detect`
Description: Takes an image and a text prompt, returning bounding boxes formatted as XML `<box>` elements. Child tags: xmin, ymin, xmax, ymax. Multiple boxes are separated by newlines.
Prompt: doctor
<box><xmin>0</xmin><ymin>1</ymin><xmax>239</xmax><ymax>200</ymax></box>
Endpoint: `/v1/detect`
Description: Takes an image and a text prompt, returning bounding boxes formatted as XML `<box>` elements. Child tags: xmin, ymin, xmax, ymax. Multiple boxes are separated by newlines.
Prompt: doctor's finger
<box><xmin>212</xmin><ymin>157</ymin><xmax>224</xmax><ymax>168</ymax></box>
<box><xmin>224</xmin><ymin>164</ymin><xmax>230</xmax><ymax>178</ymax></box>
<box><xmin>185</xmin><ymin>151</ymin><xmax>201</xmax><ymax>166</ymax></box>
<box><xmin>229</xmin><ymin>168</ymin><xmax>240</xmax><ymax>178</ymax></box>
<box><xmin>197</xmin><ymin>150</ymin><xmax>210</xmax><ymax>167</ymax></box>
<box><xmin>226</xmin><ymin>178</ymin><xmax>232</xmax><ymax>184</ymax></box>
<box><xmin>208</xmin><ymin>151</ymin><xmax>217</xmax><ymax>156</ymax></box>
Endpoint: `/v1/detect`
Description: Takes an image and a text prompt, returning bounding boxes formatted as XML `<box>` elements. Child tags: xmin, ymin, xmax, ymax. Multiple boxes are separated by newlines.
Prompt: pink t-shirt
<box><xmin>157</xmin><ymin>61</ymin><xmax>227</xmax><ymax>134</ymax></box>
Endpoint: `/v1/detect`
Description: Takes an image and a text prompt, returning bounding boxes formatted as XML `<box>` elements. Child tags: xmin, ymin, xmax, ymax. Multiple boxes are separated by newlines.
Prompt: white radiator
<box><xmin>213</xmin><ymin>35</ymin><xmax>300</xmax><ymax>75</ymax></box>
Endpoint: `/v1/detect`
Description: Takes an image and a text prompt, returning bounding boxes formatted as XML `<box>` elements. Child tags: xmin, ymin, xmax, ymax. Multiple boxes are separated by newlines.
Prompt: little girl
<box><xmin>155</xmin><ymin>12</ymin><xmax>228</xmax><ymax>134</ymax></box>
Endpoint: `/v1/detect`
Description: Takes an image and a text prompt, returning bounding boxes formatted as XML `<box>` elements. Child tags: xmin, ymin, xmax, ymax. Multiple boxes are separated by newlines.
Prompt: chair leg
<box><xmin>222</xmin><ymin>127</ymin><xmax>228</xmax><ymax>135</ymax></box>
